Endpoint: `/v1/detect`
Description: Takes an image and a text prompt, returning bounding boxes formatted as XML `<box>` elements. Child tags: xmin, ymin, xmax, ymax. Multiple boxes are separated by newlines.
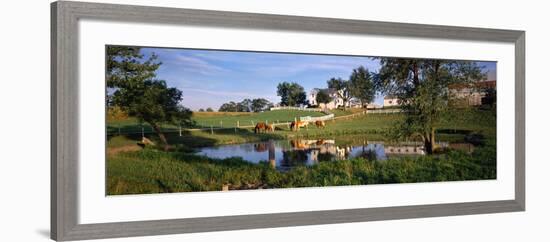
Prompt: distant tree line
<box><xmin>198</xmin><ymin>107</ymin><xmax>214</xmax><ymax>112</ymax></box>
<box><xmin>218</xmin><ymin>98</ymin><xmax>273</xmax><ymax>112</ymax></box>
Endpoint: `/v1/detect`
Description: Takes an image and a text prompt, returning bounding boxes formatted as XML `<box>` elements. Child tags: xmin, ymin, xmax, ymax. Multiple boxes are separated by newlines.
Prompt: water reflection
<box><xmin>197</xmin><ymin>139</ymin><xmax>472</xmax><ymax>170</ymax></box>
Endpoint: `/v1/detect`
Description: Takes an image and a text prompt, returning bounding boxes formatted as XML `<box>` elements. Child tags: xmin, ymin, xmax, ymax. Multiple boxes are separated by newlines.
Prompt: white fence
<box><xmin>299</xmin><ymin>114</ymin><xmax>335</xmax><ymax>122</ymax></box>
<box><xmin>366</xmin><ymin>109</ymin><xmax>403</xmax><ymax>114</ymax></box>
<box><xmin>271</xmin><ymin>106</ymin><xmax>402</xmax><ymax>114</ymax></box>
<box><xmin>270</xmin><ymin>106</ymin><xmax>323</xmax><ymax>112</ymax></box>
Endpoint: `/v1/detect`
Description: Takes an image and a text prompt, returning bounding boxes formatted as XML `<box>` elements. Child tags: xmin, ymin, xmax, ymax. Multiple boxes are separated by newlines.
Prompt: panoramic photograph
<box><xmin>106</xmin><ymin>45</ymin><xmax>497</xmax><ymax>195</ymax></box>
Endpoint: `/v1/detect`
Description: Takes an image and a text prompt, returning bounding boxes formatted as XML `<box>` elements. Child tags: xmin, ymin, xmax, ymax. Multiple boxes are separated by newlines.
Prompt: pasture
<box><xmin>329</xmin><ymin>108</ymin><xmax>365</xmax><ymax>117</ymax></box>
<box><xmin>193</xmin><ymin>110</ymin><xmax>325</xmax><ymax>127</ymax></box>
<box><xmin>106</xmin><ymin>107</ymin><xmax>497</xmax><ymax>194</ymax></box>
<box><xmin>107</xmin><ymin>110</ymin><xmax>397</xmax><ymax>149</ymax></box>
<box><xmin>107</xmin><ymin>110</ymin><xmax>327</xmax><ymax>135</ymax></box>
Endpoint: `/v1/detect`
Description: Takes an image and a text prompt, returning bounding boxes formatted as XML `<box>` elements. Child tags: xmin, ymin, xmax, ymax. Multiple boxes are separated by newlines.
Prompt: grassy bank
<box><xmin>107</xmin><ymin>144</ymin><xmax>496</xmax><ymax>195</ymax></box>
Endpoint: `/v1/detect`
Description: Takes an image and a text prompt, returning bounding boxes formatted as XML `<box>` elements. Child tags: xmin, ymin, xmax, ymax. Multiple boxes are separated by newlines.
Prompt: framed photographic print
<box><xmin>51</xmin><ymin>1</ymin><xmax>525</xmax><ymax>241</ymax></box>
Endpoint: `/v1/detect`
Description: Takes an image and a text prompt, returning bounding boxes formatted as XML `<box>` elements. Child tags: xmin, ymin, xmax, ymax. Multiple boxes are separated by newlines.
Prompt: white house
<box><xmin>382</xmin><ymin>80</ymin><xmax>496</xmax><ymax>108</ymax></box>
<box><xmin>309</xmin><ymin>88</ymin><xmax>371</xmax><ymax>110</ymax></box>
<box><xmin>365</xmin><ymin>103</ymin><xmax>382</xmax><ymax>109</ymax></box>
<box><xmin>383</xmin><ymin>95</ymin><xmax>401</xmax><ymax>107</ymax></box>
<box><xmin>449</xmin><ymin>80</ymin><xmax>496</xmax><ymax>106</ymax></box>
<box><xmin>308</xmin><ymin>88</ymin><xmax>344</xmax><ymax>110</ymax></box>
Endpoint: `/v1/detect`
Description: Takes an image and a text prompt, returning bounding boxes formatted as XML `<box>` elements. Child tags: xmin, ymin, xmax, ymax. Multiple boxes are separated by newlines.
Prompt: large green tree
<box><xmin>327</xmin><ymin>78</ymin><xmax>352</xmax><ymax>110</ymax></box>
<box><xmin>276</xmin><ymin>82</ymin><xmax>308</xmax><ymax>106</ymax></box>
<box><xmin>107</xmin><ymin>46</ymin><xmax>192</xmax><ymax>147</ymax></box>
<box><xmin>315</xmin><ymin>89</ymin><xmax>332</xmax><ymax>108</ymax></box>
<box><xmin>349</xmin><ymin>66</ymin><xmax>376</xmax><ymax>108</ymax></box>
<box><xmin>374</xmin><ymin>58</ymin><xmax>485</xmax><ymax>154</ymax></box>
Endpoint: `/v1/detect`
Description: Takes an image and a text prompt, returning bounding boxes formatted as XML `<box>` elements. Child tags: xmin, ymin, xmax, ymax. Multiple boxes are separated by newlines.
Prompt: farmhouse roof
<box><xmin>448</xmin><ymin>80</ymin><xmax>496</xmax><ymax>89</ymax></box>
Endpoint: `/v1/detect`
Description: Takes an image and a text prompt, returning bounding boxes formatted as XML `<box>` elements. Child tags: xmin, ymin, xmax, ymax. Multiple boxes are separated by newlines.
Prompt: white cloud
<box><xmin>161</xmin><ymin>54</ymin><xmax>229</xmax><ymax>75</ymax></box>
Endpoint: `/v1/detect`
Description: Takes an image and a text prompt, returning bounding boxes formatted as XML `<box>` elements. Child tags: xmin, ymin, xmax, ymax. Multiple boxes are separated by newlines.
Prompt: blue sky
<box><xmin>141</xmin><ymin>47</ymin><xmax>496</xmax><ymax>111</ymax></box>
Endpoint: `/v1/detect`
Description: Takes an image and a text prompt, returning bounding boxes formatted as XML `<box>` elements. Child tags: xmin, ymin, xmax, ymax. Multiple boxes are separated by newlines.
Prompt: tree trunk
<box><xmin>423</xmin><ymin>136</ymin><xmax>432</xmax><ymax>155</ymax></box>
<box><xmin>149</xmin><ymin>122</ymin><xmax>169</xmax><ymax>150</ymax></box>
<box><xmin>430</xmin><ymin>127</ymin><xmax>436</xmax><ymax>153</ymax></box>
<box><xmin>412</xmin><ymin>62</ymin><xmax>420</xmax><ymax>87</ymax></box>
<box><xmin>423</xmin><ymin>128</ymin><xmax>436</xmax><ymax>155</ymax></box>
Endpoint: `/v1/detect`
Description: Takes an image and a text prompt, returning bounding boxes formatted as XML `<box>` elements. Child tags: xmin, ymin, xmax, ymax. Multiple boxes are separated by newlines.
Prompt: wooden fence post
<box><xmin>210</xmin><ymin>125</ymin><xmax>213</xmax><ymax>135</ymax></box>
<box><xmin>179</xmin><ymin>126</ymin><xmax>182</xmax><ymax>136</ymax></box>
<box><xmin>237</xmin><ymin>121</ymin><xmax>240</xmax><ymax>128</ymax></box>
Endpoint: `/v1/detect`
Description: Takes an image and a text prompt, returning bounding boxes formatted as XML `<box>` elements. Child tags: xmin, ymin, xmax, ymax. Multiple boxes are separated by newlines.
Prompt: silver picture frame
<box><xmin>51</xmin><ymin>1</ymin><xmax>525</xmax><ymax>240</ymax></box>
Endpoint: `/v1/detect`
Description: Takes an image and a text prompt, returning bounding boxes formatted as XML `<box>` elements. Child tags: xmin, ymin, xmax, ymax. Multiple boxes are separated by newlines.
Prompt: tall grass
<box><xmin>107</xmin><ymin>143</ymin><xmax>496</xmax><ymax>195</ymax></box>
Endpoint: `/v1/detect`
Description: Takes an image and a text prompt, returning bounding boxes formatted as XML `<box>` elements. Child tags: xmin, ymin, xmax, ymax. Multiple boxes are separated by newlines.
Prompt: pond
<box><xmin>197</xmin><ymin>138</ymin><xmax>474</xmax><ymax>170</ymax></box>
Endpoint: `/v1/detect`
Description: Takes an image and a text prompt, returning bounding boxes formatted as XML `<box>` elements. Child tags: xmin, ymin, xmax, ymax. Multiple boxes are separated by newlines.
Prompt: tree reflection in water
<box><xmin>281</xmin><ymin>149</ymin><xmax>309</xmax><ymax>168</ymax></box>
<box><xmin>355</xmin><ymin>148</ymin><xmax>377</xmax><ymax>161</ymax></box>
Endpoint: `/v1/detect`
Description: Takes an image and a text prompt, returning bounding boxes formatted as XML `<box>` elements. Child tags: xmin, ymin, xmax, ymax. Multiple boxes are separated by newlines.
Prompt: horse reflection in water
<box><xmin>254</xmin><ymin>139</ymin><xmax>349</xmax><ymax>170</ymax></box>
<box><xmin>275</xmin><ymin>139</ymin><xmax>355</xmax><ymax>169</ymax></box>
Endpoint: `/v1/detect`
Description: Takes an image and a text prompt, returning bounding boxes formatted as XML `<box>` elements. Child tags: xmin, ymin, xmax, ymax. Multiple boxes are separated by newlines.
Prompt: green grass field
<box><xmin>107</xmin><ymin>110</ymin><xmax>327</xmax><ymax>135</ymax></box>
<box><xmin>192</xmin><ymin>110</ymin><xmax>325</xmax><ymax>127</ymax></box>
<box><xmin>329</xmin><ymin>108</ymin><xmax>365</xmax><ymax>117</ymax></box>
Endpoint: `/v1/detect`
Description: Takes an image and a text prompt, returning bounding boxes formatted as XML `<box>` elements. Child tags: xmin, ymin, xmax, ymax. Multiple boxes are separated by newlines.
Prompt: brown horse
<box><xmin>315</xmin><ymin>120</ymin><xmax>326</xmax><ymax>129</ymax></box>
<box><xmin>254</xmin><ymin>122</ymin><xmax>267</xmax><ymax>134</ymax></box>
<box><xmin>254</xmin><ymin>143</ymin><xmax>268</xmax><ymax>152</ymax></box>
<box><xmin>290</xmin><ymin>121</ymin><xmax>308</xmax><ymax>131</ymax></box>
<box><xmin>255</xmin><ymin>122</ymin><xmax>275</xmax><ymax>133</ymax></box>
